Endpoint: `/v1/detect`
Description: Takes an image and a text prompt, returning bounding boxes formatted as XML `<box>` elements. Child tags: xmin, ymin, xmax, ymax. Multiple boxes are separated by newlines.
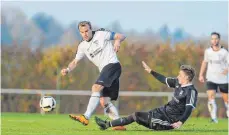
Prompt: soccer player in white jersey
<box><xmin>199</xmin><ymin>32</ymin><xmax>228</xmax><ymax>123</ymax></box>
<box><xmin>61</xmin><ymin>21</ymin><xmax>126</xmax><ymax>130</ymax></box>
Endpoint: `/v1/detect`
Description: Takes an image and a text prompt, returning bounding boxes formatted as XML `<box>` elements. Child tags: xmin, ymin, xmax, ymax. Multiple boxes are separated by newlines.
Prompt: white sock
<box><xmin>84</xmin><ymin>92</ymin><xmax>100</xmax><ymax>119</ymax></box>
<box><xmin>208</xmin><ymin>99</ymin><xmax>217</xmax><ymax>120</ymax></box>
<box><xmin>224</xmin><ymin>102</ymin><xmax>229</xmax><ymax>117</ymax></box>
<box><xmin>104</xmin><ymin>102</ymin><xmax>120</xmax><ymax>120</ymax></box>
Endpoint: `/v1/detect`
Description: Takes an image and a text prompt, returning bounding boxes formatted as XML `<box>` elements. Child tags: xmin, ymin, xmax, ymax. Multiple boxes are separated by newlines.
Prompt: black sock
<box><xmin>109</xmin><ymin>114</ymin><xmax>135</xmax><ymax>127</ymax></box>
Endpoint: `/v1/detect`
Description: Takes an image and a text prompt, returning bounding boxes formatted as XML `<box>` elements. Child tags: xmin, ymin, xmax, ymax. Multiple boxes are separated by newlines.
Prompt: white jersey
<box><xmin>204</xmin><ymin>46</ymin><xmax>229</xmax><ymax>84</ymax></box>
<box><xmin>75</xmin><ymin>29</ymin><xmax>119</xmax><ymax>72</ymax></box>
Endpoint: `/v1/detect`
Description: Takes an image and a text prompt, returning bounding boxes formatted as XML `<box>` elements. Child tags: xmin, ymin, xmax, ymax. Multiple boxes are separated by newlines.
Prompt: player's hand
<box><xmin>198</xmin><ymin>75</ymin><xmax>205</xmax><ymax>83</ymax></box>
<box><xmin>221</xmin><ymin>68</ymin><xmax>228</xmax><ymax>75</ymax></box>
<box><xmin>171</xmin><ymin>121</ymin><xmax>183</xmax><ymax>129</ymax></box>
<box><xmin>61</xmin><ymin>68</ymin><xmax>69</xmax><ymax>76</ymax></box>
<box><xmin>114</xmin><ymin>40</ymin><xmax>121</xmax><ymax>52</ymax></box>
<box><xmin>142</xmin><ymin>61</ymin><xmax>152</xmax><ymax>73</ymax></box>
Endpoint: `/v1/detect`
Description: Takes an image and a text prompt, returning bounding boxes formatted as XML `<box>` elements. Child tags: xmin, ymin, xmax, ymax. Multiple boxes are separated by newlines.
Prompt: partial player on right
<box><xmin>199</xmin><ymin>32</ymin><xmax>229</xmax><ymax>123</ymax></box>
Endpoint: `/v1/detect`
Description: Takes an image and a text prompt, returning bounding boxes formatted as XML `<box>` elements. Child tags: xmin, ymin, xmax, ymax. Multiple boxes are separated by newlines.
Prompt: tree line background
<box><xmin>1</xmin><ymin>39</ymin><xmax>228</xmax><ymax>118</ymax></box>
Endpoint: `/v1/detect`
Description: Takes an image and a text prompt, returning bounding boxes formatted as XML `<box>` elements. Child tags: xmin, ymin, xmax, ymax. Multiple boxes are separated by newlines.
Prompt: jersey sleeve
<box><xmin>179</xmin><ymin>105</ymin><xmax>193</xmax><ymax>123</ymax></box>
<box><xmin>185</xmin><ymin>89</ymin><xmax>197</xmax><ymax>108</ymax></box>
<box><xmin>75</xmin><ymin>44</ymin><xmax>85</xmax><ymax>61</ymax></box>
<box><xmin>150</xmin><ymin>70</ymin><xmax>166</xmax><ymax>84</ymax></box>
<box><xmin>165</xmin><ymin>77</ymin><xmax>178</xmax><ymax>88</ymax></box>
<box><xmin>203</xmin><ymin>49</ymin><xmax>209</xmax><ymax>62</ymax></box>
<box><xmin>97</xmin><ymin>29</ymin><xmax>115</xmax><ymax>41</ymax></box>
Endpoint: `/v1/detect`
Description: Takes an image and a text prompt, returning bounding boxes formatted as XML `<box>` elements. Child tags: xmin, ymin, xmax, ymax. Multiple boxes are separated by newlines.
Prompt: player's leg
<box><xmin>84</xmin><ymin>84</ymin><xmax>104</xmax><ymax>119</ymax></box>
<box><xmin>69</xmin><ymin>63</ymin><xmax>122</xmax><ymax>126</ymax></box>
<box><xmin>150</xmin><ymin>109</ymin><xmax>173</xmax><ymax>130</ymax></box>
<box><xmin>219</xmin><ymin>83</ymin><xmax>229</xmax><ymax>117</ymax></box>
<box><xmin>101</xmin><ymin>79</ymin><xmax>120</xmax><ymax>120</ymax></box>
<box><xmin>100</xmin><ymin>79</ymin><xmax>126</xmax><ymax>130</ymax></box>
<box><xmin>69</xmin><ymin>84</ymin><xmax>104</xmax><ymax>125</ymax></box>
<box><xmin>100</xmin><ymin>97</ymin><xmax>119</xmax><ymax>120</ymax></box>
<box><xmin>206</xmin><ymin>81</ymin><xmax>218</xmax><ymax>123</ymax></box>
<box><xmin>95</xmin><ymin>111</ymin><xmax>150</xmax><ymax>130</ymax></box>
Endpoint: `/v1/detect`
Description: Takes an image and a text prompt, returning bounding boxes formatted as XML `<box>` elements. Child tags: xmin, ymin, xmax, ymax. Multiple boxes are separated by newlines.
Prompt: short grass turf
<box><xmin>1</xmin><ymin>113</ymin><xmax>228</xmax><ymax>135</ymax></box>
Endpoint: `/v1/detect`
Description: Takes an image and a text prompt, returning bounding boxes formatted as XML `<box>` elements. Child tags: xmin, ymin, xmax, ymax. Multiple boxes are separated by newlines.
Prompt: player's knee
<box><xmin>208</xmin><ymin>94</ymin><xmax>215</xmax><ymax>100</ymax></box>
<box><xmin>92</xmin><ymin>84</ymin><xmax>103</xmax><ymax>92</ymax></box>
<box><xmin>131</xmin><ymin>112</ymin><xmax>139</xmax><ymax>121</ymax></box>
<box><xmin>207</xmin><ymin>91</ymin><xmax>215</xmax><ymax>100</ymax></box>
<box><xmin>100</xmin><ymin>98</ymin><xmax>106</xmax><ymax>107</ymax></box>
<box><xmin>131</xmin><ymin>112</ymin><xmax>147</xmax><ymax>126</ymax></box>
<box><xmin>100</xmin><ymin>97</ymin><xmax>110</xmax><ymax>108</ymax></box>
<box><xmin>221</xmin><ymin>93</ymin><xmax>228</xmax><ymax>102</ymax></box>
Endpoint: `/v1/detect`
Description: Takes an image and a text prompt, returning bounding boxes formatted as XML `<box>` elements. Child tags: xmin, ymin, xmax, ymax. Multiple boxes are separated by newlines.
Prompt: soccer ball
<box><xmin>40</xmin><ymin>96</ymin><xmax>56</xmax><ymax>112</ymax></box>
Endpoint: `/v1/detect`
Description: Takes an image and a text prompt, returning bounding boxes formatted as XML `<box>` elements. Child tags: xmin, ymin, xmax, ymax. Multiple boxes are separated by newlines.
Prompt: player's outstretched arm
<box><xmin>61</xmin><ymin>59</ymin><xmax>79</xmax><ymax>76</ymax></box>
<box><xmin>142</xmin><ymin>61</ymin><xmax>166</xmax><ymax>85</ymax></box>
<box><xmin>113</xmin><ymin>33</ymin><xmax>126</xmax><ymax>52</ymax></box>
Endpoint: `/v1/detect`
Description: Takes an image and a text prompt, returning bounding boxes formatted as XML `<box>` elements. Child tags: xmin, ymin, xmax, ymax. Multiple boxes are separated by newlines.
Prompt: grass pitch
<box><xmin>1</xmin><ymin>113</ymin><xmax>228</xmax><ymax>135</ymax></box>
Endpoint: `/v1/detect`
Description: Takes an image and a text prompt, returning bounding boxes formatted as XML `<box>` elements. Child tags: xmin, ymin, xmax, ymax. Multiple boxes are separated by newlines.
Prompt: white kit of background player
<box><xmin>199</xmin><ymin>32</ymin><xmax>229</xmax><ymax>123</ymax></box>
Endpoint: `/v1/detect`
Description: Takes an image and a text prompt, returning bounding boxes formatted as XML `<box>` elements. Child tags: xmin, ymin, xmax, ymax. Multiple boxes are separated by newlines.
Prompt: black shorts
<box><xmin>134</xmin><ymin>109</ymin><xmax>173</xmax><ymax>130</ymax></box>
<box><xmin>95</xmin><ymin>63</ymin><xmax>121</xmax><ymax>101</ymax></box>
<box><xmin>206</xmin><ymin>81</ymin><xmax>228</xmax><ymax>93</ymax></box>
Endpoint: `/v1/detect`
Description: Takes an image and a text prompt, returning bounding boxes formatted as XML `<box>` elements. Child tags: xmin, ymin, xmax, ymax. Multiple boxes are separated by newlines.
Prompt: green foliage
<box><xmin>1</xmin><ymin>40</ymin><xmax>228</xmax><ymax>116</ymax></box>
